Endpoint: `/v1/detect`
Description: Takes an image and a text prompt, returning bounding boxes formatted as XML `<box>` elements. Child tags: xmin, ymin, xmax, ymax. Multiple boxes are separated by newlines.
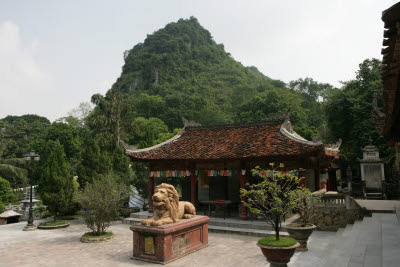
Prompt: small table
<box><xmin>199</xmin><ymin>200</ymin><xmax>232</xmax><ymax>220</ymax></box>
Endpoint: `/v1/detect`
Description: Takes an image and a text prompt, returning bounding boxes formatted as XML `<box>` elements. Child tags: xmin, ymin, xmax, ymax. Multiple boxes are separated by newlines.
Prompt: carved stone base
<box><xmin>23</xmin><ymin>225</ymin><xmax>37</xmax><ymax>231</ymax></box>
<box><xmin>130</xmin><ymin>215</ymin><xmax>209</xmax><ymax>264</ymax></box>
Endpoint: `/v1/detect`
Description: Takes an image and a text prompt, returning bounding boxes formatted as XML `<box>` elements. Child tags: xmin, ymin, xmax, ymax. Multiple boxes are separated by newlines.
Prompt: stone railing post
<box><xmin>343</xmin><ymin>188</ymin><xmax>350</xmax><ymax>209</ymax></box>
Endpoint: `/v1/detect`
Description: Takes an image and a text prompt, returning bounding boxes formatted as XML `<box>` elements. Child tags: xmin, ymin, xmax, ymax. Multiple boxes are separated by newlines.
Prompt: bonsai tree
<box><xmin>240</xmin><ymin>163</ymin><xmax>302</xmax><ymax>241</ymax></box>
<box><xmin>293</xmin><ymin>188</ymin><xmax>321</xmax><ymax>227</ymax></box>
<box><xmin>76</xmin><ymin>173</ymin><xmax>127</xmax><ymax>236</ymax></box>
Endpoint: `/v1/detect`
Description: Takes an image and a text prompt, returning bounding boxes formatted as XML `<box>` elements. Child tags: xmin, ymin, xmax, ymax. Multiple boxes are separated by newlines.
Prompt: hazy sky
<box><xmin>0</xmin><ymin>0</ymin><xmax>397</xmax><ymax>121</ymax></box>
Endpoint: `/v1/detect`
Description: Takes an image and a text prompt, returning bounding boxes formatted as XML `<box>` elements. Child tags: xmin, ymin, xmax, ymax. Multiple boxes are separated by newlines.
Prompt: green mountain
<box><xmin>111</xmin><ymin>17</ymin><xmax>287</xmax><ymax>129</ymax></box>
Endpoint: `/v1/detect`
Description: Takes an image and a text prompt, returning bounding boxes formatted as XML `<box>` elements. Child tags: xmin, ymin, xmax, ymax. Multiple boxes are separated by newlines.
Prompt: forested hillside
<box><xmin>91</xmin><ymin>17</ymin><xmax>329</xmax><ymax>150</ymax></box>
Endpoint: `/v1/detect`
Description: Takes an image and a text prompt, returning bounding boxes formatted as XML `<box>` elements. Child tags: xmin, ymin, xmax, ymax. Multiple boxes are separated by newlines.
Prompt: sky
<box><xmin>0</xmin><ymin>0</ymin><xmax>398</xmax><ymax>121</ymax></box>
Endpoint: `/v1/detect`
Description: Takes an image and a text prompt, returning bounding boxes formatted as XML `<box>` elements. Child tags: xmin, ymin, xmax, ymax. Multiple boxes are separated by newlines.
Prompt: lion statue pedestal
<box><xmin>130</xmin><ymin>183</ymin><xmax>209</xmax><ymax>264</ymax></box>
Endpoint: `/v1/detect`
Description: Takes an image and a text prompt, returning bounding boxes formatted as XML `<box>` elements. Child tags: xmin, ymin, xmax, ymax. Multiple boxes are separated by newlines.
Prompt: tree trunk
<box><xmin>275</xmin><ymin>217</ymin><xmax>280</xmax><ymax>241</ymax></box>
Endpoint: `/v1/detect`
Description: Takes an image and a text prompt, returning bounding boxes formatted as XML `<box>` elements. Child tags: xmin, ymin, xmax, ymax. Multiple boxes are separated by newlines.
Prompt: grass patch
<box><xmin>258</xmin><ymin>236</ymin><xmax>297</xmax><ymax>247</ymax></box>
<box><xmin>58</xmin><ymin>215</ymin><xmax>81</xmax><ymax>220</ymax></box>
<box><xmin>82</xmin><ymin>232</ymin><xmax>114</xmax><ymax>238</ymax></box>
<box><xmin>39</xmin><ymin>220</ymin><xmax>68</xmax><ymax>227</ymax></box>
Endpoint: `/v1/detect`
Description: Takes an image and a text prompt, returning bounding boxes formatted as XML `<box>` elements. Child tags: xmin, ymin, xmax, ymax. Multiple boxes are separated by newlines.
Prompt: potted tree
<box><xmin>240</xmin><ymin>164</ymin><xmax>302</xmax><ymax>267</ymax></box>
<box><xmin>285</xmin><ymin>188</ymin><xmax>321</xmax><ymax>251</ymax></box>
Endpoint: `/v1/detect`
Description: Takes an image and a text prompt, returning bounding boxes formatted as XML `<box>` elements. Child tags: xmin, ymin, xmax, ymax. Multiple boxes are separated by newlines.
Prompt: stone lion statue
<box><xmin>141</xmin><ymin>183</ymin><xmax>196</xmax><ymax>226</ymax></box>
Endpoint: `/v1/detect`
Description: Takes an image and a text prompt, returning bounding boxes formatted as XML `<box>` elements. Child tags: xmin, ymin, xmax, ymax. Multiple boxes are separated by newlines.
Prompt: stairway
<box><xmin>290</xmin><ymin>213</ymin><xmax>400</xmax><ymax>267</ymax></box>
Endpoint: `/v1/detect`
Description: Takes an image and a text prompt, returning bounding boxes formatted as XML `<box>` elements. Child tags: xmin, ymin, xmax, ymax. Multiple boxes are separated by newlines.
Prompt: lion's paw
<box><xmin>141</xmin><ymin>219</ymin><xmax>152</xmax><ymax>226</ymax></box>
<box><xmin>150</xmin><ymin>220</ymin><xmax>163</xmax><ymax>226</ymax></box>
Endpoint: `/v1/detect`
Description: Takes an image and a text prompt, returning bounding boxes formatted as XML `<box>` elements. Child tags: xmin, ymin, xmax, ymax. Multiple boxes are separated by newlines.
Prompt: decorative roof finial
<box><xmin>182</xmin><ymin>117</ymin><xmax>201</xmax><ymax>128</ymax></box>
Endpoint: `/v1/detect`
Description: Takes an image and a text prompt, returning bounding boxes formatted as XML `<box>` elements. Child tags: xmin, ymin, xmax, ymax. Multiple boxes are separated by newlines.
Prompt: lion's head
<box><xmin>152</xmin><ymin>183</ymin><xmax>180</xmax><ymax>222</ymax></box>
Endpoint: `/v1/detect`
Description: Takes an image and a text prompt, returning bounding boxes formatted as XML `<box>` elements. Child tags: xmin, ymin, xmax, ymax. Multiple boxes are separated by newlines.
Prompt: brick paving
<box><xmin>0</xmin><ymin>220</ymin><xmax>268</xmax><ymax>267</ymax></box>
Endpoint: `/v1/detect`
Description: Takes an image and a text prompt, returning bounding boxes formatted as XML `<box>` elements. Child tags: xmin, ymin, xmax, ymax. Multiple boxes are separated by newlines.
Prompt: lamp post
<box><xmin>23</xmin><ymin>150</ymin><xmax>40</xmax><ymax>231</ymax></box>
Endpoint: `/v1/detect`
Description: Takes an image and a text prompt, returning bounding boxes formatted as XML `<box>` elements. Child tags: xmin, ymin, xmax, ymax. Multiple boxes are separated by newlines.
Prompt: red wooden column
<box><xmin>239</xmin><ymin>170</ymin><xmax>248</xmax><ymax>220</ymax></box>
<box><xmin>299</xmin><ymin>169</ymin><xmax>307</xmax><ymax>188</ymax></box>
<box><xmin>148</xmin><ymin>176</ymin><xmax>154</xmax><ymax>213</ymax></box>
<box><xmin>190</xmin><ymin>170</ymin><xmax>197</xmax><ymax>207</ymax></box>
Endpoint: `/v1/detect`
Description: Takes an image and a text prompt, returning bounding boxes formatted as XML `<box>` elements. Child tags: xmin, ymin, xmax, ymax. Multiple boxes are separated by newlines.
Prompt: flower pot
<box><xmin>257</xmin><ymin>242</ymin><xmax>299</xmax><ymax>267</ymax></box>
<box><xmin>285</xmin><ymin>223</ymin><xmax>316</xmax><ymax>251</ymax></box>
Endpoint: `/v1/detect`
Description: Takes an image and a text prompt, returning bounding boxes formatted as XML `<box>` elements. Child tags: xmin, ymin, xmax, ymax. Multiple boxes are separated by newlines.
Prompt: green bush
<box><xmin>0</xmin><ymin>176</ymin><xmax>15</xmax><ymax>212</ymax></box>
<box><xmin>0</xmin><ymin>202</ymin><xmax>5</xmax><ymax>213</ymax></box>
<box><xmin>76</xmin><ymin>174</ymin><xmax>127</xmax><ymax>236</ymax></box>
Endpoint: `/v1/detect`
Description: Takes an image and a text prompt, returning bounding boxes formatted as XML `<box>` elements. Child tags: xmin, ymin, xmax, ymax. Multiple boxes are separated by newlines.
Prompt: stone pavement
<box><xmin>290</xmin><ymin>213</ymin><xmax>400</xmax><ymax>267</ymax></box>
<box><xmin>0</xmin><ymin>220</ymin><xmax>267</xmax><ymax>267</ymax></box>
<box><xmin>1</xmin><ymin>214</ymin><xmax>399</xmax><ymax>267</ymax></box>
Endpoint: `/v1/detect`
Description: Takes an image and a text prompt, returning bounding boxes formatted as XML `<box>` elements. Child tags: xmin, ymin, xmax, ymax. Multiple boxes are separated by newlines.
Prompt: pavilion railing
<box><xmin>312</xmin><ymin>188</ymin><xmax>357</xmax><ymax>210</ymax></box>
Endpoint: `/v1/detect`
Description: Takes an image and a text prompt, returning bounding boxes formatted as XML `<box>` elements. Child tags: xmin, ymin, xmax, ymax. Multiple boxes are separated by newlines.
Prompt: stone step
<box><xmin>208</xmin><ymin>225</ymin><xmax>289</xmax><ymax>238</ymax></box>
<box><xmin>129</xmin><ymin>211</ymin><xmax>152</xmax><ymax>219</ymax></box>
<box><xmin>122</xmin><ymin>217</ymin><xmax>142</xmax><ymax>225</ymax></box>
<box><xmin>208</xmin><ymin>218</ymin><xmax>274</xmax><ymax>231</ymax></box>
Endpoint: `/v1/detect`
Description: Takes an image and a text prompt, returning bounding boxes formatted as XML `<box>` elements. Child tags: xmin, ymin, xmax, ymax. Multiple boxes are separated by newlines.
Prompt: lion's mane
<box><xmin>155</xmin><ymin>183</ymin><xmax>179</xmax><ymax>222</ymax></box>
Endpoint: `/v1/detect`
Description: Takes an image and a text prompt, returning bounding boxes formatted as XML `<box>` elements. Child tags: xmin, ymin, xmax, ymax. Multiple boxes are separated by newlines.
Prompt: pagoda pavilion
<box><xmin>125</xmin><ymin>114</ymin><xmax>341</xmax><ymax>220</ymax></box>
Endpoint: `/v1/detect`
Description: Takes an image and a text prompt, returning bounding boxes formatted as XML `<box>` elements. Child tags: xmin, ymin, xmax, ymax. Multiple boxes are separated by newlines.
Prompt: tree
<box><xmin>0</xmin><ymin>115</ymin><xmax>50</xmax><ymax>158</ymax></box>
<box><xmin>37</xmin><ymin>141</ymin><xmax>76</xmax><ymax>220</ymax></box>
<box><xmin>87</xmin><ymin>88</ymin><xmax>130</xmax><ymax>151</ymax></box>
<box><xmin>289</xmin><ymin>77</ymin><xmax>333</xmax><ymax>102</ymax></box>
<box><xmin>76</xmin><ymin>174</ymin><xmax>127</xmax><ymax>235</ymax></box>
<box><xmin>128</xmin><ymin>117</ymin><xmax>170</xmax><ymax>148</ymax></box>
<box><xmin>240</xmin><ymin>164</ymin><xmax>302</xmax><ymax>241</ymax></box>
<box><xmin>76</xmin><ymin>140</ymin><xmax>112</xmax><ymax>186</ymax></box>
<box><xmin>56</xmin><ymin>102</ymin><xmax>93</xmax><ymax>129</ymax></box>
<box><xmin>0</xmin><ymin>140</ymin><xmax>28</xmax><ymax>188</ymax></box>
<box><xmin>0</xmin><ymin>176</ymin><xmax>16</xmax><ymax>212</ymax></box>
<box><xmin>45</xmin><ymin>122</ymin><xmax>82</xmax><ymax>161</ymax></box>
<box><xmin>324</xmin><ymin>58</ymin><xmax>392</xmax><ymax>166</ymax></box>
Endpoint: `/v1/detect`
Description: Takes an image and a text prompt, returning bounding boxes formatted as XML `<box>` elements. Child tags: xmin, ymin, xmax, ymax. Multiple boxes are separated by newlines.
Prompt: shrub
<box><xmin>0</xmin><ymin>176</ymin><xmax>15</xmax><ymax>212</ymax></box>
<box><xmin>76</xmin><ymin>174</ymin><xmax>127</xmax><ymax>235</ymax></box>
<box><xmin>240</xmin><ymin>164</ymin><xmax>303</xmax><ymax>241</ymax></box>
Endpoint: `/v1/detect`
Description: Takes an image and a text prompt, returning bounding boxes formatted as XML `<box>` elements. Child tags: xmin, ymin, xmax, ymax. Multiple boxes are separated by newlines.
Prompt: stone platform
<box><xmin>130</xmin><ymin>215</ymin><xmax>209</xmax><ymax>264</ymax></box>
<box><xmin>355</xmin><ymin>199</ymin><xmax>400</xmax><ymax>213</ymax></box>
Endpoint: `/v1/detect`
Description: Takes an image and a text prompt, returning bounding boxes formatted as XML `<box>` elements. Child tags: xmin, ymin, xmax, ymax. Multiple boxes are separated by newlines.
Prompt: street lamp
<box><xmin>23</xmin><ymin>150</ymin><xmax>40</xmax><ymax>231</ymax></box>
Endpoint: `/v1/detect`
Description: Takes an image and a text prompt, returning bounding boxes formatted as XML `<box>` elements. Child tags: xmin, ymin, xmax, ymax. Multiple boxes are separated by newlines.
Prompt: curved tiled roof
<box><xmin>126</xmin><ymin>119</ymin><xmax>339</xmax><ymax>161</ymax></box>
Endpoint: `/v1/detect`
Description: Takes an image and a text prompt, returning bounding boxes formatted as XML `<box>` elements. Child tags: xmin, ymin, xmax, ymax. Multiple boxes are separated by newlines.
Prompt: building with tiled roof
<box><xmin>381</xmin><ymin>2</ymin><xmax>400</xmax><ymax>145</ymax></box>
<box><xmin>125</xmin><ymin>115</ymin><xmax>341</xmax><ymax>220</ymax></box>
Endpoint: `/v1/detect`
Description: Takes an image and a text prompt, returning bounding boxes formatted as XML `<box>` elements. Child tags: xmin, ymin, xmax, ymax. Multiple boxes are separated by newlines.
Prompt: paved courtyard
<box><xmin>0</xmin><ymin>220</ymin><xmax>267</xmax><ymax>267</ymax></box>
<box><xmin>1</xmin><ymin>213</ymin><xmax>399</xmax><ymax>267</ymax></box>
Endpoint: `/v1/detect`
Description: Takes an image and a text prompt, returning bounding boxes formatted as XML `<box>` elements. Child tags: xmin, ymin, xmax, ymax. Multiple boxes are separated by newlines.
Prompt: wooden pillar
<box><xmin>190</xmin><ymin>170</ymin><xmax>197</xmax><ymax>207</ymax></box>
<box><xmin>239</xmin><ymin>169</ymin><xmax>248</xmax><ymax>220</ymax></box>
<box><xmin>148</xmin><ymin>176</ymin><xmax>154</xmax><ymax>213</ymax></box>
<box><xmin>299</xmin><ymin>169</ymin><xmax>306</xmax><ymax>188</ymax></box>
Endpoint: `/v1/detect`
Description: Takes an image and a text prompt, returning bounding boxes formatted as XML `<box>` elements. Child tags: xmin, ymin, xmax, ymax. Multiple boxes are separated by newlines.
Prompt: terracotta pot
<box><xmin>285</xmin><ymin>223</ymin><xmax>316</xmax><ymax>251</ymax></box>
<box><xmin>257</xmin><ymin>242</ymin><xmax>299</xmax><ymax>267</ymax></box>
